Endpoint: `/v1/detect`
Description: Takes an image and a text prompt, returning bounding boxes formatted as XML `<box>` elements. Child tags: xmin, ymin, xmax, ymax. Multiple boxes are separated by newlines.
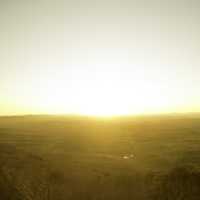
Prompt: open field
<box><xmin>0</xmin><ymin>115</ymin><xmax>200</xmax><ymax>200</ymax></box>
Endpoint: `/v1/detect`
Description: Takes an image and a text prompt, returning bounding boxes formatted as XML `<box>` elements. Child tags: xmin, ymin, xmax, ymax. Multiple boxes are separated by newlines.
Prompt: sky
<box><xmin>0</xmin><ymin>0</ymin><xmax>200</xmax><ymax>116</ymax></box>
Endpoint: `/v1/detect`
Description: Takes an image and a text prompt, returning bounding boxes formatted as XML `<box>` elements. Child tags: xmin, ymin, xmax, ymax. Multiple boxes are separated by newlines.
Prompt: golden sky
<box><xmin>0</xmin><ymin>0</ymin><xmax>200</xmax><ymax>116</ymax></box>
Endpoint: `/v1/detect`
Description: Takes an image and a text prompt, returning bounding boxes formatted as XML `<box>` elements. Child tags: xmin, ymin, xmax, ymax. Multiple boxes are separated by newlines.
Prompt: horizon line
<box><xmin>0</xmin><ymin>111</ymin><xmax>200</xmax><ymax>118</ymax></box>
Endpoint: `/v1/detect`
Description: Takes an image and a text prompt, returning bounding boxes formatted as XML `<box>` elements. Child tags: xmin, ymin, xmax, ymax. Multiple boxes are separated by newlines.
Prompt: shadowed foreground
<box><xmin>0</xmin><ymin>115</ymin><xmax>200</xmax><ymax>199</ymax></box>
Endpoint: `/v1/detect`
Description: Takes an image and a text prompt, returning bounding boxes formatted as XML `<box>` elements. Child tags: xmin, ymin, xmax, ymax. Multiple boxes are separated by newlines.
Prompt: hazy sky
<box><xmin>1</xmin><ymin>0</ymin><xmax>200</xmax><ymax>116</ymax></box>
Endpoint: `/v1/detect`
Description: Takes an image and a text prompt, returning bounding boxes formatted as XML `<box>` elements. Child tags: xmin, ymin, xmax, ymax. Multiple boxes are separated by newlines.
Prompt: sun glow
<box><xmin>3</xmin><ymin>48</ymin><xmax>199</xmax><ymax>117</ymax></box>
<box><xmin>9</xmin><ymin>62</ymin><xmax>185</xmax><ymax>117</ymax></box>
